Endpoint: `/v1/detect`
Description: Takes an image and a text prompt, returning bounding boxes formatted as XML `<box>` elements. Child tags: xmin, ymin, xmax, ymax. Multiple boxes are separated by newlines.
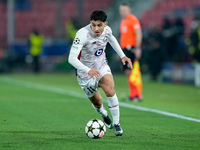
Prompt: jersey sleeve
<box><xmin>68</xmin><ymin>29</ymin><xmax>91</xmax><ymax>73</ymax></box>
<box><xmin>132</xmin><ymin>16</ymin><xmax>141</xmax><ymax>30</ymax></box>
<box><xmin>107</xmin><ymin>27</ymin><xmax>125</xmax><ymax>59</ymax></box>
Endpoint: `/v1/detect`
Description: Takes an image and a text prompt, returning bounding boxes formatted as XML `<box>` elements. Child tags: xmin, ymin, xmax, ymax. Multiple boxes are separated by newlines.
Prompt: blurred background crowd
<box><xmin>0</xmin><ymin>0</ymin><xmax>200</xmax><ymax>83</ymax></box>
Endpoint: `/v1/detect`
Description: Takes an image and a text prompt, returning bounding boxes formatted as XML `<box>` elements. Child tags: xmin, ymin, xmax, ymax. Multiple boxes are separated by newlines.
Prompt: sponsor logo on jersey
<box><xmin>95</xmin><ymin>48</ymin><xmax>103</xmax><ymax>56</ymax></box>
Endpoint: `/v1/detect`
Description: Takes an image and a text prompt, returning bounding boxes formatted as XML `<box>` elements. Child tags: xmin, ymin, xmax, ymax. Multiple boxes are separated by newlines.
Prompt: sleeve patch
<box><xmin>134</xmin><ymin>24</ymin><xmax>141</xmax><ymax>30</ymax></box>
<box><xmin>74</xmin><ymin>38</ymin><xmax>80</xmax><ymax>45</ymax></box>
<box><xmin>72</xmin><ymin>45</ymin><xmax>78</xmax><ymax>49</ymax></box>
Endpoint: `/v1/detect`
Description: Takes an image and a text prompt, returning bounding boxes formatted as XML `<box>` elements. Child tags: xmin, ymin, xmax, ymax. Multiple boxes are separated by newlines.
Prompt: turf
<box><xmin>0</xmin><ymin>73</ymin><xmax>200</xmax><ymax>150</ymax></box>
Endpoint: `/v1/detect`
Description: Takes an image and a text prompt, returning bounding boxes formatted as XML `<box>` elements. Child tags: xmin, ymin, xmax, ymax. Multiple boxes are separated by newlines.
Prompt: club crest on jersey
<box><xmin>74</xmin><ymin>38</ymin><xmax>80</xmax><ymax>45</ymax></box>
<box><xmin>95</xmin><ymin>48</ymin><xmax>103</xmax><ymax>56</ymax></box>
<box><xmin>103</xmin><ymin>36</ymin><xmax>108</xmax><ymax>43</ymax></box>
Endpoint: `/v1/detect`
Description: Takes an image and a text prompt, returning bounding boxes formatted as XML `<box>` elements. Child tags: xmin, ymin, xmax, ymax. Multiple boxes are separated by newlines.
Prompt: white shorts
<box><xmin>77</xmin><ymin>65</ymin><xmax>112</xmax><ymax>98</ymax></box>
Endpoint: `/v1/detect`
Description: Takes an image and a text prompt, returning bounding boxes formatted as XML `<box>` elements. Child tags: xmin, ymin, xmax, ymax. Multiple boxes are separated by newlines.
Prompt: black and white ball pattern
<box><xmin>85</xmin><ymin>119</ymin><xmax>106</xmax><ymax>139</ymax></box>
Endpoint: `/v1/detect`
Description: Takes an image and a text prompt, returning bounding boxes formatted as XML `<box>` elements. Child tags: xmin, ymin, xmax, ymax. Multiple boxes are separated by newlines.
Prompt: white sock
<box><xmin>92</xmin><ymin>104</ymin><xmax>108</xmax><ymax>117</ymax></box>
<box><xmin>107</xmin><ymin>93</ymin><xmax>119</xmax><ymax>125</ymax></box>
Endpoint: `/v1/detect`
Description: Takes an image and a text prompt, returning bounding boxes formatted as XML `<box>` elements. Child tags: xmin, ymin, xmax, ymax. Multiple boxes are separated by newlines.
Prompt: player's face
<box><xmin>90</xmin><ymin>20</ymin><xmax>108</xmax><ymax>37</ymax></box>
<box><xmin>119</xmin><ymin>5</ymin><xmax>131</xmax><ymax>18</ymax></box>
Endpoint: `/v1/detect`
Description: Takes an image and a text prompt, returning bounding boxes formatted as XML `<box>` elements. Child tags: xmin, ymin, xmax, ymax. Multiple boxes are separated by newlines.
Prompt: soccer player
<box><xmin>119</xmin><ymin>3</ymin><xmax>143</xmax><ymax>101</ymax></box>
<box><xmin>68</xmin><ymin>10</ymin><xmax>132</xmax><ymax>136</ymax></box>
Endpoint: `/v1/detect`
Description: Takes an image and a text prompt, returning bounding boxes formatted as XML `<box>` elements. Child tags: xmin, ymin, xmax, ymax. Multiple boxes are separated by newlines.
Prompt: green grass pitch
<box><xmin>0</xmin><ymin>73</ymin><xmax>200</xmax><ymax>150</ymax></box>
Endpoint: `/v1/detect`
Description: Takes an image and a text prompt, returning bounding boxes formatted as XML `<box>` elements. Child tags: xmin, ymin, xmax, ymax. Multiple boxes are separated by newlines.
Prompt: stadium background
<box><xmin>1</xmin><ymin>1</ymin><xmax>200</xmax><ymax>149</ymax></box>
<box><xmin>0</xmin><ymin>0</ymin><xmax>200</xmax><ymax>86</ymax></box>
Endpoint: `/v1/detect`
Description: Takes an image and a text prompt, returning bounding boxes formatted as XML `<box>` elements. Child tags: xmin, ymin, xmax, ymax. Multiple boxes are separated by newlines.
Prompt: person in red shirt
<box><xmin>119</xmin><ymin>3</ymin><xmax>143</xmax><ymax>101</ymax></box>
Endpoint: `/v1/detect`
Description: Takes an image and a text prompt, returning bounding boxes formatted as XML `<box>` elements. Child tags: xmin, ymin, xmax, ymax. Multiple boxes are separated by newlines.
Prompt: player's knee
<box><xmin>104</xmin><ymin>86</ymin><xmax>115</xmax><ymax>97</ymax></box>
<box><xmin>93</xmin><ymin>103</ymin><xmax>102</xmax><ymax>108</ymax></box>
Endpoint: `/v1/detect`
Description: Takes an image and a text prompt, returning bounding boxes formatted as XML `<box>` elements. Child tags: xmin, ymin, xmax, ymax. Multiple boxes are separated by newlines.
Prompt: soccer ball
<box><xmin>85</xmin><ymin>119</ymin><xmax>106</xmax><ymax>139</ymax></box>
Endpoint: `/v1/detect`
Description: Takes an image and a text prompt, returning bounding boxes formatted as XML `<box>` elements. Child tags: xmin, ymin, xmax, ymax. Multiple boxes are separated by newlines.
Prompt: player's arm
<box><xmin>133</xmin><ymin>16</ymin><xmax>142</xmax><ymax>59</ymax></box>
<box><xmin>68</xmin><ymin>31</ymin><xmax>90</xmax><ymax>73</ymax></box>
<box><xmin>68</xmin><ymin>31</ymin><xmax>100</xmax><ymax>79</ymax></box>
<box><xmin>108</xmin><ymin>35</ymin><xmax>133</xmax><ymax>69</ymax></box>
<box><xmin>135</xmin><ymin>29</ymin><xmax>142</xmax><ymax>48</ymax></box>
<box><xmin>134</xmin><ymin>29</ymin><xmax>142</xmax><ymax>59</ymax></box>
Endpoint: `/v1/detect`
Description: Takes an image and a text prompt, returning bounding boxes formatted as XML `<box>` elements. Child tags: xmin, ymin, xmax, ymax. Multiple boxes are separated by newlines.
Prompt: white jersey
<box><xmin>68</xmin><ymin>24</ymin><xmax>125</xmax><ymax>80</ymax></box>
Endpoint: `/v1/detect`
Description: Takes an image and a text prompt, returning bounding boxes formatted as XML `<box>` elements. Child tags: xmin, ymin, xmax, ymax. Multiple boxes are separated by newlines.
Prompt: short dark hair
<box><xmin>120</xmin><ymin>3</ymin><xmax>130</xmax><ymax>7</ymax></box>
<box><xmin>90</xmin><ymin>10</ymin><xmax>107</xmax><ymax>22</ymax></box>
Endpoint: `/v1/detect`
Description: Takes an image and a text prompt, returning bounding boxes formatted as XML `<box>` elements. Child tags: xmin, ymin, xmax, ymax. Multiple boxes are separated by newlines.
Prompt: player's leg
<box><xmin>89</xmin><ymin>89</ymin><xmax>104</xmax><ymax>113</ymax></box>
<box><xmin>99</xmin><ymin>74</ymin><xmax>123</xmax><ymax>136</ymax></box>
<box><xmin>89</xmin><ymin>90</ymin><xmax>113</xmax><ymax>129</ymax></box>
<box><xmin>78</xmin><ymin>76</ymin><xmax>113</xmax><ymax>129</ymax></box>
<box><xmin>98</xmin><ymin>74</ymin><xmax>118</xmax><ymax>123</ymax></box>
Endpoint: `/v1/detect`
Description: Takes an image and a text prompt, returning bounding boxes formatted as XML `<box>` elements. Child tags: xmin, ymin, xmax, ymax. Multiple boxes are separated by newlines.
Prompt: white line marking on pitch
<box><xmin>1</xmin><ymin>77</ymin><xmax>200</xmax><ymax>123</ymax></box>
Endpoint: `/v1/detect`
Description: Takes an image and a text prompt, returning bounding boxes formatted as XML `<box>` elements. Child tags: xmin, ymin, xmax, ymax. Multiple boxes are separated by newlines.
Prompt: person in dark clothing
<box><xmin>188</xmin><ymin>17</ymin><xmax>200</xmax><ymax>62</ymax></box>
<box><xmin>172</xmin><ymin>17</ymin><xmax>186</xmax><ymax>62</ymax></box>
<box><xmin>161</xmin><ymin>16</ymin><xmax>173</xmax><ymax>61</ymax></box>
<box><xmin>147</xmin><ymin>22</ymin><xmax>163</xmax><ymax>81</ymax></box>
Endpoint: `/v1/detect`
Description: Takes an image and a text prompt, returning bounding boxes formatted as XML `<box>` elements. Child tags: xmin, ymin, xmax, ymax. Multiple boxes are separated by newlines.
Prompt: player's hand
<box><xmin>134</xmin><ymin>47</ymin><xmax>142</xmax><ymax>59</ymax></box>
<box><xmin>122</xmin><ymin>56</ymin><xmax>133</xmax><ymax>69</ymax></box>
<box><xmin>88</xmin><ymin>70</ymin><xmax>101</xmax><ymax>79</ymax></box>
